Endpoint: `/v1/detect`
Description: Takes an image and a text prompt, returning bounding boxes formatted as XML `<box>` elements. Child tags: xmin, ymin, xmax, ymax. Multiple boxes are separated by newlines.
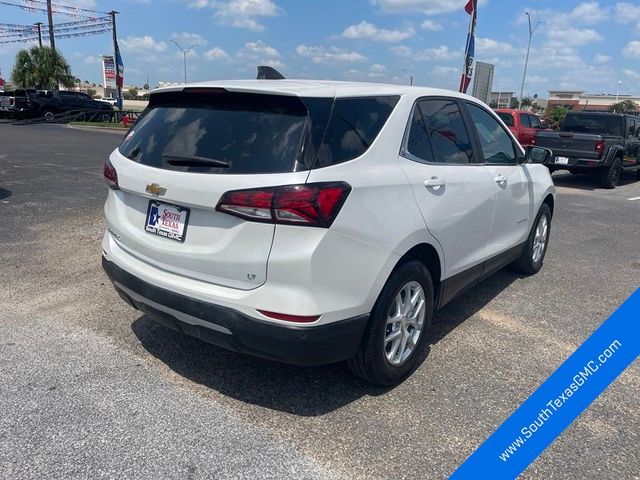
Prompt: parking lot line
<box><xmin>628</xmin><ymin>196</ymin><xmax>640</xmax><ymax>201</ymax></box>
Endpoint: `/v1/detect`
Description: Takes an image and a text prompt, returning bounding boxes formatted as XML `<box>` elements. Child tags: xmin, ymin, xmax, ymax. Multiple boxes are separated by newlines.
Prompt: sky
<box><xmin>1</xmin><ymin>0</ymin><xmax>640</xmax><ymax>97</ymax></box>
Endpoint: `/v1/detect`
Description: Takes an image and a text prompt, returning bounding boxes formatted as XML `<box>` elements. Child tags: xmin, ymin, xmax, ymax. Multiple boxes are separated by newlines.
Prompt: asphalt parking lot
<box><xmin>1</xmin><ymin>124</ymin><xmax>638</xmax><ymax>480</ymax></box>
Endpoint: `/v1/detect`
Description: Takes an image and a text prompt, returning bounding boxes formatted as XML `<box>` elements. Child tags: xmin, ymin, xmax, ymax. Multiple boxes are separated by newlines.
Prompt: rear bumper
<box><xmin>102</xmin><ymin>257</ymin><xmax>369</xmax><ymax>366</ymax></box>
<box><xmin>548</xmin><ymin>156</ymin><xmax>605</xmax><ymax>169</ymax></box>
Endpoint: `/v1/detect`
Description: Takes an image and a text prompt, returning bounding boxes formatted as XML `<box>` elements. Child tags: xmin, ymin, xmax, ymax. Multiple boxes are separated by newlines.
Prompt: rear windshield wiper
<box><xmin>162</xmin><ymin>155</ymin><xmax>230</xmax><ymax>168</ymax></box>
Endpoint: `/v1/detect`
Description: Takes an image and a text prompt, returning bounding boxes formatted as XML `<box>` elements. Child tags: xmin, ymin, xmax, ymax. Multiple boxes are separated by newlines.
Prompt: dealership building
<box><xmin>546</xmin><ymin>91</ymin><xmax>640</xmax><ymax>111</ymax></box>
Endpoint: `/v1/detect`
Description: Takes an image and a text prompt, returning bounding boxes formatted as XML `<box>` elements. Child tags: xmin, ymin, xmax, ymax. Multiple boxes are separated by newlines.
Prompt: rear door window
<box><xmin>519</xmin><ymin>113</ymin><xmax>531</xmax><ymax>128</ymax></box>
<box><xmin>529</xmin><ymin>115</ymin><xmax>542</xmax><ymax>129</ymax></box>
<box><xmin>497</xmin><ymin>112</ymin><xmax>514</xmax><ymax>127</ymax></box>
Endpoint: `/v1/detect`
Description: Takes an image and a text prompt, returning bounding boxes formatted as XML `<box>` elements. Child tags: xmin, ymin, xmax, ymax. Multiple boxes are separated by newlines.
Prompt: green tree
<box><xmin>545</xmin><ymin>105</ymin><xmax>571</xmax><ymax>130</ymax></box>
<box><xmin>143</xmin><ymin>83</ymin><xmax>150</xmax><ymax>90</ymax></box>
<box><xmin>123</xmin><ymin>87</ymin><xmax>139</xmax><ymax>100</ymax></box>
<box><xmin>608</xmin><ymin>99</ymin><xmax>638</xmax><ymax>113</ymax></box>
<box><xmin>520</xmin><ymin>97</ymin><xmax>534</xmax><ymax>109</ymax></box>
<box><xmin>11</xmin><ymin>46</ymin><xmax>74</xmax><ymax>90</ymax></box>
<box><xmin>86</xmin><ymin>88</ymin><xmax>97</xmax><ymax>98</ymax></box>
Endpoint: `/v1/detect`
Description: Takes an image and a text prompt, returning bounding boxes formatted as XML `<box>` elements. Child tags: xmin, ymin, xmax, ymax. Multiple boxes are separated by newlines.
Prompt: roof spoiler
<box><xmin>257</xmin><ymin>66</ymin><xmax>286</xmax><ymax>80</ymax></box>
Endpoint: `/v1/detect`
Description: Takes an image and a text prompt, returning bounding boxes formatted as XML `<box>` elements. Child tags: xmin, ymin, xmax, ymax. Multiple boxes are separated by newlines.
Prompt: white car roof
<box><xmin>150</xmin><ymin>79</ymin><xmax>479</xmax><ymax>102</ymax></box>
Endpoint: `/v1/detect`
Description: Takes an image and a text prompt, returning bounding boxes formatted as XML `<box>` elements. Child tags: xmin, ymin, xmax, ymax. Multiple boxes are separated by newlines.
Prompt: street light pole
<box><xmin>170</xmin><ymin>40</ymin><xmax>198</xmax><ymax>84</ymax></box>
<box><xmin>615</xmin><ymin>80</ymin><xmax>622</xmax><ymax>102</ymax></box>
<box><xmin>518</xmin><ymin>12</ymin><xmax>541</xmax><ymax>109</ymax></box>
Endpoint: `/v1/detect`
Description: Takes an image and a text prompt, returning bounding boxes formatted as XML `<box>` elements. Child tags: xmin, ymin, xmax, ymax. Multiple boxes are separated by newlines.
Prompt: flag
<box><xmin>459</xmin><ymin>32</ymin><xmax>475</xmax><ymax>93</ymax></box>
<box><xmin>115</xmin><ymin>41</ymin><xmax>124</xmax><ymax>89</ymax></box>
<box><xmin>459</xmin><ymin>0</ymin><xmax>477</xmax><ymax>94</ymax></box>
<box><xmin>464</xmin><ymin>0</ymin><xmax>474</xmax><ymax>15</ymax></box>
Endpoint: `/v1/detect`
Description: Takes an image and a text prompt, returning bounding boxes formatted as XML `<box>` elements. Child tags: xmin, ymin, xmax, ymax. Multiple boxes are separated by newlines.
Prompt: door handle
<box><xmin>424</xmin><ymin>177</ymin><xmax>445</xmax><ymax>189</ymax></box>
<box><xmin>494</xmin><ymin>174</ymin><xmax>507</xmax><ymax>185</ymax></box>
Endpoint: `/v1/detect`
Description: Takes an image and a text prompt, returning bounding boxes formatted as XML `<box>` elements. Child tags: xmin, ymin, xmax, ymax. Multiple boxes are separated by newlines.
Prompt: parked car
<box><xmin>495</xmin><ymin>109</ymin><xmax>546</xmax><ymax>146</ymax></box>
<box><xmin>102</xmin><ymin>81</ymin><xmax>555</xmax><ymax>385</ymax></box>
<box><xmin>0</xmin><ymin>89</ymin><xmax>38</xmax><ymax>118</ymax></box>
<box><xmin>535</xmin><ymin>112</ymin><xmax>640</xmax><ymax>188</ymax></box>
<box><xmin>30</xmin><ymin>90</ymin><xmax>114</xmax><ymax>121</ymax></box>
<box><xmin>96</xmin><ymin>96</ymin><xmax>118</xmax><ymax>107</ymax></box>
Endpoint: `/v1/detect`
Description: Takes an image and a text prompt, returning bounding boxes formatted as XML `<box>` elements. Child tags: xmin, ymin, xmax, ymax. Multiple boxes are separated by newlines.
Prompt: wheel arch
<box><xmin>542</xmin><ymin>193</ymin><xmax>555</xmax><ymax>218</ymax></box>
<box><xmin>394</xmin><ymin>243</ymin><xmax>442</xmax><ymax>305</ymax></box>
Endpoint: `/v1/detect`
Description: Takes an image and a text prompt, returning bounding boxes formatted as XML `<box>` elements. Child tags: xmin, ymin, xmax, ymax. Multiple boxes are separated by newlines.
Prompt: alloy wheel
<box><xmin>384</xmin><ymin>281</ymin><xmax>426</xmax><ymax>366</ymax></box>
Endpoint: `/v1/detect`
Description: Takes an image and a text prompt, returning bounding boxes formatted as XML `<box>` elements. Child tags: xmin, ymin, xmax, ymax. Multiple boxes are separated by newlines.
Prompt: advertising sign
<box><xmin>103</xmin><ymin>55</ymin><xmax>116</xmax><ymax>89</ymax></box>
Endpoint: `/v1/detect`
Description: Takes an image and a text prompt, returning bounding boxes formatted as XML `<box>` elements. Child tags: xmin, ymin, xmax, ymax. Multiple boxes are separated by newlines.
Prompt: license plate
<box><xmin>145</xmin><ymin>201</ymin><xmax>190</xmax><ymax>243</ymax></box>
<box><xmin>555</xmin><ymin>156</ymin><xmax>569</xmax><ymax>165</ymax></box>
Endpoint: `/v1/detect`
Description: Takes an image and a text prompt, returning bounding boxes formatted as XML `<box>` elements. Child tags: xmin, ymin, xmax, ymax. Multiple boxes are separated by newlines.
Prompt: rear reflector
<box><xmin>216</xmin><ymin>182</ymin><xmax>351</xmax><ymax>228</ymax></box>
<box><xmin>594</xmin><ymin>140</ymin><xmax>606</xmax><ymax>156</ymax></box>
<box><xmin>103</xmin><ymin>157</ymin><xmax>119</xmax><ymax>190</ymax></box>
<box><xmin>257</xmin><ymin>310</ymin><xmax>320</xmax><ymax>323</ymax></box>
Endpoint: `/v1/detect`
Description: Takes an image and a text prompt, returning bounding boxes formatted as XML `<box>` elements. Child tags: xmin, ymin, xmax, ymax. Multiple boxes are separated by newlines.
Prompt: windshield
<box><xmin>561</xmin><ymin>114</ymin><xmax>623</xmax><ymax>136</ymax></box>
<box><xmin>496</xmin><ymin>112</ymin><xmax>514</xmax><ymax>127</ymax></box>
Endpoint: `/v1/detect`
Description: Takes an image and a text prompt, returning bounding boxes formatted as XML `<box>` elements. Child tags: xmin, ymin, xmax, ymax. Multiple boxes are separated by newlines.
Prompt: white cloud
<box><xmin>614</xmin><ymin>2</ymin><xmax>640</xmax><ymax>23</ymax></box>
<box><xmin>420</xmin><ymin>19</ymin><xmax>442</xmax><ymax>31</ymax></box>
<box><xmin>594</xmin><ymin>53</ymin><xmax>611</xmax><ymax>63</ymax></box>
<box><xmin>170</xmin><ymin>32</ymin><xmax>208</xmax><ymax>47</ymax></box>
<box><xmin>296</xmin><ymin>45</ymin><xmax>367</xmax><ymax>64</ymax></box>
<box><xmin>204</xmin><ymin>47</ymin><xmax>229</xmax><ymax>60</ymax></box>
<box><xmin>623</xmin><ymin>40</ymin><xmax>640</xmax><ymax>58</ymax></box>
<box><xmin>546</xmin><ymin>27</ymin><xmax>603</xmax><ymax>47</ymax></box>
<box><xmin>120</xmin><ymin>35</ymin><xmax>167</xmax><ymax>53</ymax></box>
<box><xmin>476</xmin><ymin>37</ymin><xmax>516</xmax><ymax>55</ymax></box>
<box><xmin>372</xmin><ymin>0</ymin><xmax>486</xmax><ymax>15</ymax></box>
<box><xmin>368</xmin><ymin>63</ymin><xmax>388</xmax><ymax>77</ymax></box>
<box><xmin>431</xmin><ymin>65</ymin><xmax>458</xmax><ymax>76</ymax></box>
<box><xmin>623</xmin><ymin>68</ymin><xmax>640</xmax><ymax>80</ymax></box>
<box><xmin>238</xmin><ymin>40</ymin><xmax>280</xmax><ymax>59</ymax></box>
<box><xmin>341</xmin><ymin>21</ymin><xmax>414</xmax><ymax>42</ymax></box>
<box><xmin>389</xmin><ymin>44</ymin><xmax>455</xmax><ymax>61</ymax></box>
<box><xmin>192</xmin><ymin>0</ymin><xmax>282</xmax><ymax>32</ymax></box>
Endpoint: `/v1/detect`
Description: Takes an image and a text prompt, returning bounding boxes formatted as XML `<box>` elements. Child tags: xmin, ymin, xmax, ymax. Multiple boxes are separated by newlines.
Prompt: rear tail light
<box><xmin>216</xmin><ymin>182</ymin><xmax>351</xmax><ymax>228</ymax></box>
<box><xmin>257</xmin><ymin>310</ymin><xmax>320</xmax><ymax>323</ymax></box>
<box><xmin>594</xmin><ymin>140</ymin><xmax>605</xmax><ymax>157</ymax></box>
<box><xmin>103</xmin><ymin>157</ymin><xmax>119</xmax><ymax>190</ymax></box>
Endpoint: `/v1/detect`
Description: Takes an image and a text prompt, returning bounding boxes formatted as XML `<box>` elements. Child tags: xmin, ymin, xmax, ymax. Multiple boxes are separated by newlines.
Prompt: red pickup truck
<box><xmin>496</xmin><ymin>109</ymin><xmax>545</xmax><ymax>146</ymax></box>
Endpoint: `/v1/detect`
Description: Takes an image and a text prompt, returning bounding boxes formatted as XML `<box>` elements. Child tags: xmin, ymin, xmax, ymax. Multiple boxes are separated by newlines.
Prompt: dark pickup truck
<box><xmin>535</xmin><ymin>112</ymin><xmax>640</xmax><ymax>188</ymax></box>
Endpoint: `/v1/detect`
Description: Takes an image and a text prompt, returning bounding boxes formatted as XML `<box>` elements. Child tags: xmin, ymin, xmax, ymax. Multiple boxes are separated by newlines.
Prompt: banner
<box><xmin>103</xmin><ymin>55</ymin><xmax>116</xmax><ymax>89</ymax></box>
<box><xmin>115</xmin><ymin>41</ymin><xmax>124</xmax><ymax>89</ymax></box>
<box><xmin>451</xmin><ymin>289</ymin><xmax>640</xmax><ymax>479</ymax></box>
<box><xmin>459</xmin><ymin>0</ymin><xmax>477</xmax><ymax>94</ymax></box>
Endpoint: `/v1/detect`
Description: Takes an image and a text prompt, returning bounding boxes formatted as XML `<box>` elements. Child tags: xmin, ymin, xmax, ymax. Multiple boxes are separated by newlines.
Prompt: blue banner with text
<box><xmin>451</xmin><ymin>289</ymin><xmax>639</xmax><ymax>479</ymax></box>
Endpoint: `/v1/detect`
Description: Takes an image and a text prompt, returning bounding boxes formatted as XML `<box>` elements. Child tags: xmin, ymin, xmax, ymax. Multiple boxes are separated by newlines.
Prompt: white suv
<box><xmin>102</xmin><ymin>80</ymin><xmax>555</xmax><ymax>385</ymax></box>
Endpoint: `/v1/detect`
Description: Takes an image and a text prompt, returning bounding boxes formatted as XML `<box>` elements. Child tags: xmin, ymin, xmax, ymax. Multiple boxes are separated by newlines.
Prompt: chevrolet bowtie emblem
<box><xmin>145</xmin><ymin>183</ymin><xmax>167</xmax><ymax>196</ymax></box>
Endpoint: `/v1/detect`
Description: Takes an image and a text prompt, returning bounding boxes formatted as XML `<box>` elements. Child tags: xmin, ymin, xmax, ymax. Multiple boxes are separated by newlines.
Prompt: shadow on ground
<box><xmin>132</xmin><ymin>270</ymin><xmax>518</xmax><ymax>416</ymax></box>
<box><xmin>552</xmin><ymin>172</ymin><xmax>638</xmax><ymax>191</ymax></box>
<box><xmin>0</xmin><ymin>188</ymin><xmax>12</xmax><ymax>200</ymax></box>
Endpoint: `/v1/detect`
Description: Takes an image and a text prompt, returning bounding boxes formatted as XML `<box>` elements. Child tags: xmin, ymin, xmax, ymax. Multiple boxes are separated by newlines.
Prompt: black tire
<box><xmin>42</xmin><ymin>110</ymin><xmax>55</xmax><ymax>122</ymax></box>
<box><xmin>348</xmin><ymin>260</ymin><xmax>434</xmax><ymax>386</ymax></box>
<box><xmin>511</xmin><ymin>203</ymin><xmax>552</xmax><ymax>275</ymax></box>
<box><xmin>599</xmin><ymin>157</ymin><xmax>622</xmax><ymax>189</ymax></box>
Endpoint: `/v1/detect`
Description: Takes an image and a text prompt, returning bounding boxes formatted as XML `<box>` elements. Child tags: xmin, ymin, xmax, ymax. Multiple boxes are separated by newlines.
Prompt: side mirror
<box><xmin>525</xmin><ymin>145</ymin><xmax>553</xmax><ymax>164</ymax></box>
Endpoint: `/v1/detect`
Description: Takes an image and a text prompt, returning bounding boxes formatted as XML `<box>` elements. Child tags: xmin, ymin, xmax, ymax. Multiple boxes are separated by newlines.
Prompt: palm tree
<box><xmin>11</xmin><ymin>46</ymin><xmax>74</xmax><ymax>90</ymax></box>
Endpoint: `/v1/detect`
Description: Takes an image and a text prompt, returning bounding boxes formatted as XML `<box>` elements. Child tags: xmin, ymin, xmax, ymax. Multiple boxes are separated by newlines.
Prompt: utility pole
<box><xmin>35</xmin><ymin>22</ymin><xmax>43</xmax><ymax>47</ymax></box>
<box><xmin>46</xmin><ymin>0</ymin><xmax>55</xmax><ymax>51</ymax></box>
<box><xmin>109</xmin><ymin>11</ymin><xmax>122</xmax><ymax>111</ymax></box>
<box><xmin>171</xmin><ymin>40</ymin><xmax>198</xmax><ymax>84</ymax></box>
<box><xmin>518</xmin><ymin>12</ymin><xmax>541</xmax><ymax>109</ymax></box>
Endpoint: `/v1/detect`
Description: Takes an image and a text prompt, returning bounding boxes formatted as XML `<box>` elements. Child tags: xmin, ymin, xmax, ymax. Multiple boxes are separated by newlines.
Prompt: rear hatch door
<box><xmin>106</xmin><ymin>88</ymin><xmax>323</xmax><ymax>290</ymax></box>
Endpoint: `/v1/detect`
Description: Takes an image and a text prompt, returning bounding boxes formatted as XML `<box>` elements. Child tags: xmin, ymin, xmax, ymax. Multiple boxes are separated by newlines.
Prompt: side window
<box><xmin>529</xmin><ymin>115</ymin><xmax>542</xmax><ymax>129</ymax></box>
<box><xmin>467</xmin><ymin>103</ymin><xmax>517</xmax><ymax>164</ymax></box>
<box><xmin>416</xmin><ymin>99</ymin><xmax>473</xmax><ymax>164</ymax></box>
<box><xmin>315</xmin><ymin>96</ymin><xmax>399</xmax><ymax>167</ymax></box>
<box><xmin>628</xmin><ymin>119</ymin><xmax>636</xmax><ymax>138</ymax></box>
<box><xmin>405</xmin><ymin>103</ymin><xmax>431</xmax><ymax>161</ymax></box>
<box><xmin>519</xmin><ymin>113</ymin><xmax>531</xmax><ymax>128</ymax></box>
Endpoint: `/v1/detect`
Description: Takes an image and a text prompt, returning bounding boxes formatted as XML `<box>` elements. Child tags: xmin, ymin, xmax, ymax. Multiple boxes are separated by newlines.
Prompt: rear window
<box><xmin>497</xmin><ymin>112</ymin><xmax>514</xmax><ymax>127</ymax></box>
<box><xmin>561</xmin><ymin>114</ymin><xmax>623</xmax><ymax>136</ymax></box>
<box><xmin>119</xmin><ymin>91</ymin><xmax>399</xmax><ymax>174</ymax></box>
